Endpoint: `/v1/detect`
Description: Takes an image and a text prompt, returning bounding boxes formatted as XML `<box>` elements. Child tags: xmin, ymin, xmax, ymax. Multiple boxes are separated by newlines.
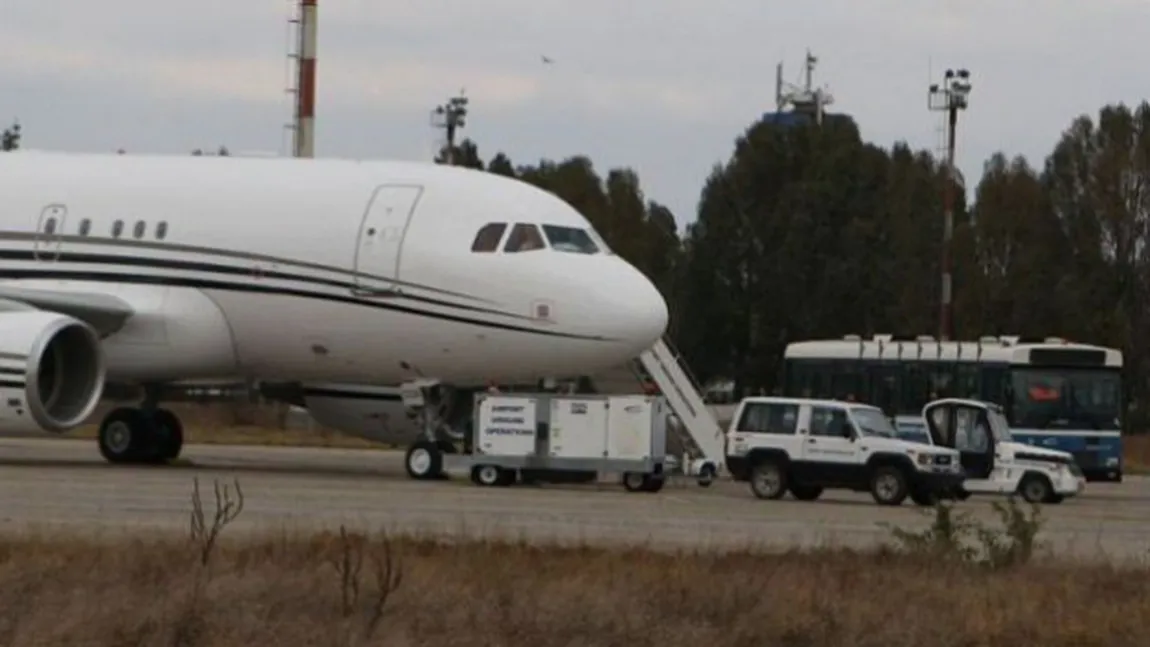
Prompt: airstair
<box><xmin>635</xmin><ymin>338</ymin><xmax>726</xmax><ymax>484</ymax></box>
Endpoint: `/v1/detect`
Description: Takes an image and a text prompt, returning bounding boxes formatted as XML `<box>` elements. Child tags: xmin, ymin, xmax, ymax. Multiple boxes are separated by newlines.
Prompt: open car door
<box><xmin>924</xmin><ymin>400</ymin><xmax>994</xmax><ymax>480</ymax></box>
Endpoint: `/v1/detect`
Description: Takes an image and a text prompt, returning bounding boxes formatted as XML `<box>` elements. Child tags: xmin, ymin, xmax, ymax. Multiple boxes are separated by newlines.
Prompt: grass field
<box><xmin>1</xmin><ymin>494</ymin><xmax>1146</xmax><ymax>647</ymax></box>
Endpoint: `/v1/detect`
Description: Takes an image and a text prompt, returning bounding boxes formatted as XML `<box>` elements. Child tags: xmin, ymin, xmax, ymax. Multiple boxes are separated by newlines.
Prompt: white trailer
<box><xmin>444</xmin><ymin>392</ymin><xmax>670</xmax><ymax>492</ymax></box>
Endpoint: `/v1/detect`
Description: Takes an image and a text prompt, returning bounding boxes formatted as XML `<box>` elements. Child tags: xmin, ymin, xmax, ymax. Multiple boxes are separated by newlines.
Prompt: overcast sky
<box><xmin>3</xmin><ymin>0</ymin><xmax>1146</xmax><ymax>231</ymax></box>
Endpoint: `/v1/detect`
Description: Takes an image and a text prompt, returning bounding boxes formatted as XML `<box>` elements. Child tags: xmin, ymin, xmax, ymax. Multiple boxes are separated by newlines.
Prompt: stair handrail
<box><xmin>660</xmin><ymin>336</ymin><xmax>708</xmax><ymax>400</ymax></box>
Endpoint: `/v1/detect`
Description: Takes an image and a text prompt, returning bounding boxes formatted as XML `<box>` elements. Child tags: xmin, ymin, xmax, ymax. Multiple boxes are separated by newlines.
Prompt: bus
<box><xmin>779</xmin><ymin>335</ymin><xmax>1124</xmax><ymax>482</ymax></box>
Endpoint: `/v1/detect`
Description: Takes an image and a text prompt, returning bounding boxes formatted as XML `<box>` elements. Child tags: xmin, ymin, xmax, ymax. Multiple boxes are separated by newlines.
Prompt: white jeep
<box><xmin>724</xmin><ymin>397</ymin><xmax>965</xmax><ymax>506</ymax></box>
<box><xmin>920</xmin><ymin>398</ymin><xmax>1085</xmax><ymax>504</ymax></box>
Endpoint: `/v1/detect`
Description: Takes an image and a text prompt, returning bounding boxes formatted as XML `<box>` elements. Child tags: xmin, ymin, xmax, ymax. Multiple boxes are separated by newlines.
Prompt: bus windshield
<box><xmin>850</xmin><ymin>407</ymin><xmax>897</xmax><ymax>438</ymax></box>
<box><xmin>1009</xmin><ymin>367</ymin><xmax>1121</xmax><ymax>430</ymax></box>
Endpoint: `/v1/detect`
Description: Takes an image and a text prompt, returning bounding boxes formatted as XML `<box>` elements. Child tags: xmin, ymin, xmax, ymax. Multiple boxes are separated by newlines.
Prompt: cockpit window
<box><xmin>542</xmin><ymin>225</ymin><xmax>599</xmax><ymax>254</ymax></box>
<box><xmin>471</xmin><ymin>222</ymin><xmax>507</xmax><ymax>253</ymax></box>
<box><xmin>504</xmin><ymin>223</ymin><xmax>546</xmax><ymax>253</ymax></box>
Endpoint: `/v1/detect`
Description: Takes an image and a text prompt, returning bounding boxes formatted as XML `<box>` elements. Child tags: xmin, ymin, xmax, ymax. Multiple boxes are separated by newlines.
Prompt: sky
<box><xmin>2</xmin><ymin>0</ymin><xmax>1148</xmax><ymax>232</ymax></box>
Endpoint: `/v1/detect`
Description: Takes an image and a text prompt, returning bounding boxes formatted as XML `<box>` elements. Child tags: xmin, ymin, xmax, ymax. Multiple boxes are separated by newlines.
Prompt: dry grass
<box><xmin>1124</xmin><ymin>434</ymin><xmax>1150</xmax><ymax>472</ymax></box>
<box><xmin>0</xmin><ymin>481</ymin><xmax>1147</xmax><ymax>647</ymax></box>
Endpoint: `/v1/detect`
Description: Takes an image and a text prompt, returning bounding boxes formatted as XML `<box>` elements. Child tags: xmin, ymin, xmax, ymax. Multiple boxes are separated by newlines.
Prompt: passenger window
<box><xmin>133</xmin><ymin>220</ymin><xmax>145</xmax><ymax>239</ymax></box>
<box><xmin>43</xmin><ymin>217</ymin><xmax>56</xmax><ymax>235</ymax></box>
<box><xmin>954</xmin><ymin>408</ymin><xmax>988</xmax><ymax>452</ymax></box>
<box><xmin>470</xmin><ymin>222</ymin><xmax>507</xmax><ymax>252</ymax></box>
<box><xmin>78</xmin><ymin>219</ymin><xmax>91</xmax><ymax>236</ymax></box>
<box><xmin>541</xmin><ymin>225</ymin><xmax>599</xmax><ymax>254</ymax></box>
<box><xmin>156</xmin><ymin>221</ymin><xmax>168</xmax><ymax>240</ymax></box>
<box><xmin>112</xmin><ymin>220</ymin><xmax>124</xmax><ymax>238</ymax></box>
<box><xmin>810</xmin><ymin>406</ymin><xmax>851</xmax><ymax>438</ymax></box>
<box><xmin>503</xmin><ymin>223</ymin><xmax>546</xmax><ymax>253</ymax></box>
<box><xmin>929</xmin><ymin>406</ymin><xmax>951</xmax><ymax>445</ymax></box>
<box><xmin>736</xmin><ymin>403</ymin><xmax>798</xmax><ymax>435</ymax></box>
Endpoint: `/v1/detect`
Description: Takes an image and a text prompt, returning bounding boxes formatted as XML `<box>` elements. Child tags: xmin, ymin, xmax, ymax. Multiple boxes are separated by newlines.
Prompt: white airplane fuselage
<box><xmin>0</xmin><ymin>151</ymin><xmax>668</xmax><ymax>440</ymax></box>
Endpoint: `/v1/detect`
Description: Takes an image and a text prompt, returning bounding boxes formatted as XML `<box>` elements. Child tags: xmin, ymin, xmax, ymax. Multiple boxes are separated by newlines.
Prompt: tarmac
<box><xmin>1</xmin><ymin>436</ymin><xmax>1149</xmax><ymax>562</ymax></box>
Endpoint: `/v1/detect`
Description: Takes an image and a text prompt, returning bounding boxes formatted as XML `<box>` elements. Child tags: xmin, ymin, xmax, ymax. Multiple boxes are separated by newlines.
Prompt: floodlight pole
<box><xmin>928</xmin><ymin>68</ymin><xmax>971</xmax><ymax>341</ymax></box>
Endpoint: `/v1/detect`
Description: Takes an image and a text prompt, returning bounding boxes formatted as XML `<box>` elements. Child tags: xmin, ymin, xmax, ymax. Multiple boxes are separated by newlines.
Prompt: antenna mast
<box><xmin>775</xmin><ymin>49</ymin><xmax>834</xmax><ymax>124</ymax></box>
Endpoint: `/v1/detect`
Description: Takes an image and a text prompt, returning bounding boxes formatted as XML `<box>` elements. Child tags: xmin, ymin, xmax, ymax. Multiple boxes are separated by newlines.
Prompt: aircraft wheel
<box><xmin>404</xmin><ymin>440</ymin><xmax>444</xmax><ymax>480</ymax></box>
<box><xmin>151</xmin><ymin>408</ymin><xmax>184</xmax><ymax>462</ymax></box>
<box><xmin>98</xmin><ymin>407</ymin><xmax>150</xmax><ymax>464</ymax></box>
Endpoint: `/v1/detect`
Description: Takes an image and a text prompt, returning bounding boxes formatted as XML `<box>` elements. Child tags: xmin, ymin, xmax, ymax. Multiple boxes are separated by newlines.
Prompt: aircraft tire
<box><xmin>152</xmin><ymin>408</ymin><xmax>184</xmax><ymax>462</ymax></box>
<box><xmin>98</xmin><ymin>407</ymin><xmax>151</xmax><ymax>464</ymax></box>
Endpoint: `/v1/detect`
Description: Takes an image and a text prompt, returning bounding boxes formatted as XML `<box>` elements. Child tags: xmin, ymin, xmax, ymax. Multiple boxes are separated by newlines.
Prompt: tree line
<box><xmin>6</xmin><ymin>101</ymin><xmax>1150</xmax><ymax>422</ymax></box>
<box><xmin>430</xmin><ymin>102</ymin><xmax>1150</xmax><ymax>424</ymax></box>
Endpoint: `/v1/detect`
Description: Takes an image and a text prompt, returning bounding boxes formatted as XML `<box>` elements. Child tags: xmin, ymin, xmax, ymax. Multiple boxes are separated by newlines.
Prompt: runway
<box><xmin>1</xmin><ymin>436</ymin><xmax>1149</xmax><ymax>561</ymax></box>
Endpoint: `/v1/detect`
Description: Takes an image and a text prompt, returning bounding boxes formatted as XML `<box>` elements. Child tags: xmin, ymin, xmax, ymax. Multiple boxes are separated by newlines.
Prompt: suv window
<box><xmin>810</xmin><ymin>406</ymin><xmax>853</xmax><ymax>438</ymax></box>
<box><xmin>736</xmin><ymin>402</ymin><xmax>799</xmax><ymax>435</ymax></box>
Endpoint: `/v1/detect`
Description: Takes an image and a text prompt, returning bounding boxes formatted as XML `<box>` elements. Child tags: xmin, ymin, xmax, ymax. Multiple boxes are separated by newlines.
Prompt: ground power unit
<box><xmin>444</xmin><ymin>392</ymin><xmax>670</xmax><ymax>492</ymax></box>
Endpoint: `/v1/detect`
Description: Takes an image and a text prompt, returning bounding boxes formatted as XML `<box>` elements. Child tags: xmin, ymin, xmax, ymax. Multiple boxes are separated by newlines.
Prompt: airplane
<box><xmin>0</xmin><ymin>149</ymin><xmax>670</xmax><ymax>479</ymax></box>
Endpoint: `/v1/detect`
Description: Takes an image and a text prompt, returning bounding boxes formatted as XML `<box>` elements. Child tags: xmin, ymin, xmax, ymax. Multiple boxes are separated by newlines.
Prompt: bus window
<box><xmin>835</xmin><ymin>361</ymin><xmax>868</xmax><ymax>401</ymax></box>
<box><xmin>980</xmin><ymin>365</ymin><xmax>1008</xmax><ymax>404</ymax></box>
<box><xmin>867</xmin><ymin>362</ymin><xmax>900</xmax><ymax>415</ymax></box>
<box><xmin>955</xmin><ymin>364</ymin><xmax>980</xmax><ymax>400</ymax></box>
<box><xmin>927</xmin><ymin>361</ymin><xmax>956</xmax><ymax>399</ymax></box>
<box><xmin>901</xmin><ymin>364</ymin><xmax>932</xmax><ymax>414</ymax></box>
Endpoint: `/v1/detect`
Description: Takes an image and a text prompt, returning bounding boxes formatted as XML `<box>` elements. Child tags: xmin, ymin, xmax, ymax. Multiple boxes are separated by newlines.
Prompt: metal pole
<box><xmin>941</xmin><ymin>105</ymin><xmax>957</xmax><ymax>341</ymax></box>
<box><xmin>927</xmin><ymin>68</ymin><xmax>970</xmax><ymax>342</ymax></box>
<box><xmin>294</xmin><ymin>0</ymin><xmax>317</xmax><ymax>158</ymax></box>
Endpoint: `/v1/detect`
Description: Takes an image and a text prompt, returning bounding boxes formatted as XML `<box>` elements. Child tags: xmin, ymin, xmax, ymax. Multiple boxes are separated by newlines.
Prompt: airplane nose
<box><xmin>610</xmin><ymin>264</ymin><xmax>669</xmax><ymax>352</ymax></box>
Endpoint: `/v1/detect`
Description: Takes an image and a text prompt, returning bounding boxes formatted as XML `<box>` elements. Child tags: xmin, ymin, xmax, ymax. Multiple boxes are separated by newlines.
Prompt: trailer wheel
<box><xmin>622</xmin><ymin>472</ymin><xmax>647</xmax><ymax>492</ymax></box>
<box><xmin>472</xmin><ymin>464</ymin><xmax>506</xmax><ymax>487</ymax></box>
<box><xmin>642</xmin><ymin>474</ymin><xmax>666</xmax><ymax>493</ymax></box>
<box><xmin>697</xmin><ymin>462</ymin><xmax>716</xmax><ymax>488</ymax></box>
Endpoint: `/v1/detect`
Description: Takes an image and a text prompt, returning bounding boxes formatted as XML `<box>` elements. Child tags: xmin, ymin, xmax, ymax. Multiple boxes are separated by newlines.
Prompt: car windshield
<box><xmin>850</xmin><ymin>407</ymin><xmax>897</xmax><ymax>438</ymax></box>
<box><xmin>987</xmin><ymin>408</ymin><xmax>1013</xmax><ymax>442</ymax></box>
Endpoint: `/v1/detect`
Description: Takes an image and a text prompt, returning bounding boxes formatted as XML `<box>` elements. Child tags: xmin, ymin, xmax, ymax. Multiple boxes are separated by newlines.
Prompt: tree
<box><xmin>1</xmin><ymin>120</ymin><xmax>20</xmax><ymax>151</ymax></box>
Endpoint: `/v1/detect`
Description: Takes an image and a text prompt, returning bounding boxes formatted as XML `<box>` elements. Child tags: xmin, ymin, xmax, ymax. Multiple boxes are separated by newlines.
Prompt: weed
<box><xmin>882</xmin><ymin>496</ymin><xmax>1046</xmax><ymax>569</ymax></box>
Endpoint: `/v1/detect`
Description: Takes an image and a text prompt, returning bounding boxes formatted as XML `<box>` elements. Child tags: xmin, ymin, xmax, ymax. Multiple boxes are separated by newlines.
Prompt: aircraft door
<box><xmin>33</xmin><ymin>203</ymin><xmax>67</xmax><ymax>261</ymax></box>
<box><xmin>352</xmin><ymin>184</ymin><xmax>424</xmax><ymax>295</ymax></box>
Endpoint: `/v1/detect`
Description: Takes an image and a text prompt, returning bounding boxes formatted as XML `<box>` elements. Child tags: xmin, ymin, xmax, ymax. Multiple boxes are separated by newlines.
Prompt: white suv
<box><xmin>724</xmin><ymin>397</ymin><xmax>964</xmax><ymax>506</ymax></box>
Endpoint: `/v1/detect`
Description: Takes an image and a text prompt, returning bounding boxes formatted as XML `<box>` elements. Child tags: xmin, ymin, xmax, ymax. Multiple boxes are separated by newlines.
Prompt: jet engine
<box><xmin>0</xmin><ymin>311</ymin><xmax>106</xmax><ymax>434</ymax></box>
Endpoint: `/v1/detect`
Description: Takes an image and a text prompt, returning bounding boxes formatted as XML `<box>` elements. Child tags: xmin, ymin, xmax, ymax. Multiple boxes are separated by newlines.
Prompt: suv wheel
<box><xmin>869</xmin><ymin>466</ymin><xmax>909</xmax><ymax>506</ymax></box>
<box><xmin>749</xmin><ymin>459</ymin><xmax>788</xmax><ymax>500</ymax></box>
<box><xmin>909</xmin><ymin>486</ymin><xmax>938</xmax><ymax>507</ymax></box>
<box><xmin>1018</xmin><ymin>474</ymin><xmax>1052</xmax><ymax>504</ymax></box>
<box><xmin>789</xmin><ymin>484</ymin><xmax>823</xmax><ymax>501</ymax></box>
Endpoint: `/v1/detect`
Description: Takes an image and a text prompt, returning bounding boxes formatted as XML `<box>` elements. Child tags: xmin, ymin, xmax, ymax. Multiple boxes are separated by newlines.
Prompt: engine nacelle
<box><xmin>0</xmin><ymin>311</ymin><xmax>106</xmax><ymax>434</ymax></box>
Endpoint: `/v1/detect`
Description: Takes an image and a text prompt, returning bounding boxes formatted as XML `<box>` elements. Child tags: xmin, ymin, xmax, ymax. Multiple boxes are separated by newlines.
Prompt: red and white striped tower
<box><xmin>293</xmin><ymin>0</ymin><xmax>318</xmax><ymax>158</ymax></box>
